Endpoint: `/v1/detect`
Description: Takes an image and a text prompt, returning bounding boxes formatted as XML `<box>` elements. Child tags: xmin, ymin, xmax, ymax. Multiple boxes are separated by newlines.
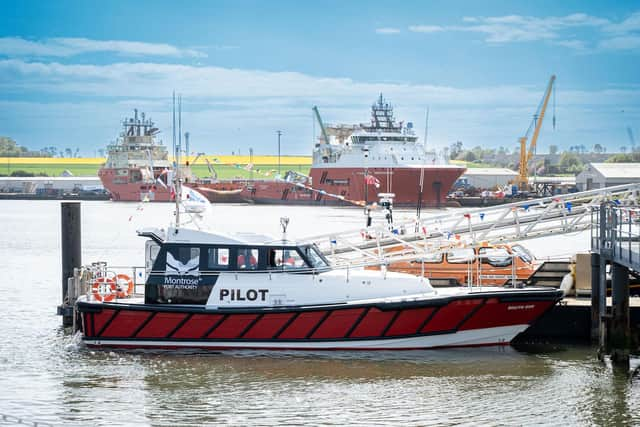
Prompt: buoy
<box><xmin>92</xmin><ymin>277</ymin><xmax>117</xmax><ymax>302</ymax></box>
<box><xmin>115</xmin><ymin>274</ymin><xmax>135</xmax><ymax>298</ymax></box>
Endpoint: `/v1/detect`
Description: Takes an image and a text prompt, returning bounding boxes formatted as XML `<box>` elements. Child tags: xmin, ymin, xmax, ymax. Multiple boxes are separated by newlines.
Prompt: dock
<box><xmin>518</xmin><ymin>297</ymin><xmax>640</xmax><ymax>343</ymax></box>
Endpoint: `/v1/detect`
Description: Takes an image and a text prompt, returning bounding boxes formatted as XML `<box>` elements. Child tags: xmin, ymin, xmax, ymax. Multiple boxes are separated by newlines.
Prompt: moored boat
<box><xmin>246</xmin><ymin>95</ymin><xmax>466</xmax><ymax>207</ymax></box>
<box><xmin>98</xmin><ymin>110</ymin><xmax>175</xmax><ymax>202</ymax></box>
<box><xmin>74</xmin><ymin>194</ymin><xmax>562</xmax><ymax>351</ymax></box>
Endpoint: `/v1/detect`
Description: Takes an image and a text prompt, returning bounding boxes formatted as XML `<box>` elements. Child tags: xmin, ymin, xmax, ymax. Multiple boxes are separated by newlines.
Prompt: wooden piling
<box><xmin>58</xmin><ymin>202</ymin><xmax>81</xmax><ymax>326</ymax></box>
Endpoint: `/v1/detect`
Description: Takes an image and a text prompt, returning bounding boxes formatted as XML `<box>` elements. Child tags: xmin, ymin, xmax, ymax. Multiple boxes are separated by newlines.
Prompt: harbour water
<box><xmin>1</xmin><ymin>200</ymin><xmax>638</xmax><ymax>426</ymax></box>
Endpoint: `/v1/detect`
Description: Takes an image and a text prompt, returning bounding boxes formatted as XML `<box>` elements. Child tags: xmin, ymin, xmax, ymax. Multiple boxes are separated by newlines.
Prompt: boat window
<box><xmin>446</xmin><ymin>248</ymin><xmax>475</xmax><ymax>263</ymax></box>
<box><xmin>511</xmin><ymin>245</ymin><xmax>534</xmax><ymax>263</ymax></box>
<box><xmin>478</xmin><ymin>248</ymin><xmax>512</xmax><ymax>267</ymax></box>
<box><xmin>304</xmin><ymin>245</ymin><xmax>329</xmax><ymax>268</ymax></box>
<box><xmin>237</xmin><ymin>248</ymin><xmax>259</xmax><ymax>270</ymax></box>
<box><xmin>268</xmin><ymin>248</ymin><xmax>307</xmax><ymax>270</ymax></box>
<box><xmin>207</xmin><ymin>248</ymin><xmax>229</xmax><ymax>269</ymax></box>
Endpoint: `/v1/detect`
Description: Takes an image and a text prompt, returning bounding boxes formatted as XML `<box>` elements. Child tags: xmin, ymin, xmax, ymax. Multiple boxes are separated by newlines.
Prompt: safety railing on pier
<box><xmin>591</xmin><ymin>203</ymin><xmax>640</xmax><ymax>271</ymax></box>
<box><xmin>304</xmin><ymin>183</ymin><xmax>640</xmax><ymax>266</ymax></box>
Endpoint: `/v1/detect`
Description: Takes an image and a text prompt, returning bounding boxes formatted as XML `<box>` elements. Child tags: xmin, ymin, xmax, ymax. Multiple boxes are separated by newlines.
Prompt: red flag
<box><xmin>364</xmin><ymin>175</ymin><xmax>380</xmax><ymax>188</ymax></box>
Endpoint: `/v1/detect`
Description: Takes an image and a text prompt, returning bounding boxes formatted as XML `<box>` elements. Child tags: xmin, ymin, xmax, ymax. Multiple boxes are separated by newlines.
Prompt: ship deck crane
<box><xmin>517</xmin><ymin>75</ymin><xmax>556</xmax><ymax>191</ymax></box>
<box><xmin>312</xmin><ymin>106</ymin><xmax>330</xmax><ymax>145</ymax></box>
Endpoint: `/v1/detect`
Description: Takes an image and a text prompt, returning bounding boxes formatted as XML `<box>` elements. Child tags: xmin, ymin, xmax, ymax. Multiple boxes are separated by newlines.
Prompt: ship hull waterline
<box><xmin>77</xmin><ymin>289</ymin><xmax>561</xmax><ymax>351</ymax></box>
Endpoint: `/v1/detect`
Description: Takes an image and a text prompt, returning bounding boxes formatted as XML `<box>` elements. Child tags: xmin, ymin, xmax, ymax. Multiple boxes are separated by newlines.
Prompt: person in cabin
<box><xmin>237</xmin><ymin>249</ymin><xmax>257</xmax><ymax>269</ymax></box>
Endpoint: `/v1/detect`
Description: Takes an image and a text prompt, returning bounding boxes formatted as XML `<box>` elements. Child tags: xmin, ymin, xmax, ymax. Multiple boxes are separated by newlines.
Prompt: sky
<box><xmin>0</xmin><ymin>0</ymin><xmax>639</xmax><ymax>156</ymax></box>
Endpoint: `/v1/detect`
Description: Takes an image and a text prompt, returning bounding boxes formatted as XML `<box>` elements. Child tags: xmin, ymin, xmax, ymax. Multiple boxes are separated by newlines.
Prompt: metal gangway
<box><xmin>303</xmin><ymin>183</ymin><xmax>640</xmax><ymax>267</ymax></box>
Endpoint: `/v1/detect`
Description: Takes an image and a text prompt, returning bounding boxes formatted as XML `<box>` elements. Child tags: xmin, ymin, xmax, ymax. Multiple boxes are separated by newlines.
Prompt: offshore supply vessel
<box><xmin>244</xmin><ymin>95</ymin><xmax>466</xmax><ymax>207</ymax></box>
<box><xmin>98</xmin><ymin>110</ymin><xmax>245</xmax><ymax>202</ymax></box>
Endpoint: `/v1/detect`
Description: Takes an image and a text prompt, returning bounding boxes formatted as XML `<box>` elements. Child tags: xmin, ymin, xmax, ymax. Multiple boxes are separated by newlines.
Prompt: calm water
<box><xmin>0</xmin><ymin>200</ymin><xmax>638</xmax><ymax>426</ymax></box>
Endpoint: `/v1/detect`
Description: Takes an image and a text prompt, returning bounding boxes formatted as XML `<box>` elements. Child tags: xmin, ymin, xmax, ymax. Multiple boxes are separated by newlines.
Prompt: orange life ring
<box><xmin>92</xmin><ymin>277</ymin><xmax>117</xmax><ymax>302</ymax></box>
<box><xmin>115</xmin><ymin>274</ymin><xmax>135</xmax><ymax>298</ymax></box>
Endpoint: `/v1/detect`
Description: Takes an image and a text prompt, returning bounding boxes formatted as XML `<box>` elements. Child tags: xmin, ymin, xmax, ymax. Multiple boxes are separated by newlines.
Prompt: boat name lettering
<box><xmin>164</xmin><ymin>276</ymin><xmax>200</xmax><ymax>286</ymax></box>
<box><xmin>220</xmin><ymin>288</ymin><xmax>269</xmax><ymax>301</ymax></box>
<box><xmin>507</xmin><ymin>304</ymin><xmax>535</xmax><ymax>310</ymax></box>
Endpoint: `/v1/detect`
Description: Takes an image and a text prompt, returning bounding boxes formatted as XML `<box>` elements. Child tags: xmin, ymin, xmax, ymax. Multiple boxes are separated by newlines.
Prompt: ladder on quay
<box><xmin>302</xmin><ymin>183</ymin><xmax>640</xmax><ymax>268</ymax></box>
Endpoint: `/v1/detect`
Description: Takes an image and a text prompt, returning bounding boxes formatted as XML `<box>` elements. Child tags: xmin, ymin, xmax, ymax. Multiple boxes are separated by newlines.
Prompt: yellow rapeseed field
<box><xmin>0</xmin><ymin>155</ymin><xmax>311</xmax><ymax>166</ymax></box>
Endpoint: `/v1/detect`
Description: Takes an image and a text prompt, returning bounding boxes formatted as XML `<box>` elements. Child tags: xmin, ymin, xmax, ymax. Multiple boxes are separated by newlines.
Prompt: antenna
<box><xmin>178</xmin><ymin>94</ymin><xmax>182</xmax><ymax>158</ymax></box>
<box><xmin>172</xmin><ymin>92</ymin><xmax>176</xmax><ymax>163</ymax></box>
<box><xmin>423</xmin><ymin>107</ymin><xmax>429</xmax><ymax>151</ymax></box>
<box><xmin>185</xmin><ymin>131</ymin><xmax>190</xmax><ymax>162</ymax></box>
<box><xmin>280</xmin><ymin>217</ymin><xmax>290</xmax><ymax>241</ymax></box>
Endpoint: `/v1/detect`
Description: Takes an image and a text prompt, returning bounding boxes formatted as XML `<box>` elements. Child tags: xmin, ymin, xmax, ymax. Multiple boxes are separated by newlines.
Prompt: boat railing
<box><xmin>71</xmin><ymin>263</ymin><xmax>146</xmax><ymax>303</ymax></box>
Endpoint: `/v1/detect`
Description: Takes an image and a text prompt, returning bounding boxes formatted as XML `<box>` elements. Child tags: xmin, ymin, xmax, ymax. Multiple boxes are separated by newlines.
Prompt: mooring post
<box><xmin>610</xmin><ymin>262</ymin><xmax>630</xmax><ymax>367</ymax></box>
<box><xmin>58</xmin><ymin>202</ymin><xmax>81</xmax><ymax>326</ymax></box>
<box><xmin>597</xmin><ymin>203</ymin><xmax>608</xmax><ymax>359</ymax></box>
<box><xmin>590</xmin><ymin>252</ymin><xmax>600</xmax><ymax>342</ymax></box>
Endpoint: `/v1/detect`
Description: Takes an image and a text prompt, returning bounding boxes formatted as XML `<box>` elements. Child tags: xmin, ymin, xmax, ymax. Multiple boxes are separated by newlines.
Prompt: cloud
<box><xmin>408</xmin><ymin>11</ymin><xmax>640</xmax><ymax>52</ymax></box>
<box><xmin>408</xmin><ymin>25</ymin><xmax>444</xmax><ymax>33</ymax></box>
<box><xmin>1</xmin><ymin>59</ymin><xmax>638</xmax><ymax>155</ymax></box>
<box><xmin>598</xmin><ymin>35</ymin><xmax>640</xmax><ymax>51</ymax></box>
<box><xmin>603</xmin><ymin>11</ymin><xmax>640</xmax><ymax>34</ymax></box>
<box><xmin>2</xmin><ymin>58</ymin><xmax>638</xmax><ymax>109</ymax></box>
<box><xmin>0</xmin><ymin>37</ymin><xmax>207</xmax><ymax>58</ymax></box>
<box><xmin>375</xmin><ymin>27</ymin><xmax>401</xmax><ymax>35</ymax></box>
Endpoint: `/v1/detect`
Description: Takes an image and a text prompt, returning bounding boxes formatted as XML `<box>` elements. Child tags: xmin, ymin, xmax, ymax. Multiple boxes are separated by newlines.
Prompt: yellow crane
<box><xmin>516</xmin><ymin>75</ymin><xmax>556</xmax><ymax>191</ymax></box>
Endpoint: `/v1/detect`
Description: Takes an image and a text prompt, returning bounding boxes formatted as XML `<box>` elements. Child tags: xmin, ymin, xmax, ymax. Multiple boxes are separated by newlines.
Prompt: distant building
<box><xmin>576</xmin><ymin>163</ymin><xmax>640</xmax><ymax>191</ymax></box>
<box><xmin>459</xmin><ymin>168</ymin><xmax>518</xmax><ymax>189</ymax></box>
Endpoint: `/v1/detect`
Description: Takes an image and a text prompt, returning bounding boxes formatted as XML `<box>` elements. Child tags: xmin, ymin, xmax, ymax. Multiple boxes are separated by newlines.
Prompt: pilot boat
<box><xmin>74</xmin><ymin>169</ymin><xmax>562</xmax><ymax>351</ymax></box>
<box><xmin>74</xmin><ymin>231</ymin><xmax>561</xmax><ymax>350</ymax></box>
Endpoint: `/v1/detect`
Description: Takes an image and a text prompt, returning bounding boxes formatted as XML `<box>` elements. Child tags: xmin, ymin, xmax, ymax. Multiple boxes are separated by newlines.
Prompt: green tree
<box><xmin>559</xmin><ymin>152</ymin><xmax>584</xmax><ymax>174</ymax></box>
<box><xmin>449</xmin><ymin>141</ymin><xmax>463</xmax><ymax>159</ymax></box>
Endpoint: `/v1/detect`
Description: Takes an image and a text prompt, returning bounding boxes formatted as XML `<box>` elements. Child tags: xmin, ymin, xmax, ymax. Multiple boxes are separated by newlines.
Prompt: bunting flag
<box><xmin>479</xmin><ymin>213</ymin><xmax>485</xmax><ymax>221</ymax></box>
<box><xmin>463</xmin><ymin>213</ymin><xmax>471</xmax><ymax>220</ymax></box>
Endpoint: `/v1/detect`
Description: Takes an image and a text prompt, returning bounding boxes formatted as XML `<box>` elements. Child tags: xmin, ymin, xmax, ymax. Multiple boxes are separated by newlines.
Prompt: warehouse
<box><xmin>576</xmin><ymin>163</ymin><xmax>640</xmax><ymax>191</ymax></box>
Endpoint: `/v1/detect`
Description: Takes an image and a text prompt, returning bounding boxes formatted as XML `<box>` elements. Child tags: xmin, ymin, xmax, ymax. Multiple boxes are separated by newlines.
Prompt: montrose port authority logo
<box><xmin>164</xmin><ymin>252</ymin><xmax>201</xmax><ymax>286</ymax></box>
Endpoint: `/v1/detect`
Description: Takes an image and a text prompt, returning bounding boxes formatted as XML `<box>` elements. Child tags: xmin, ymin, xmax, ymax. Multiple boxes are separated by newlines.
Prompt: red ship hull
<box><xmin>245</xmin><ymin>166</ymin><xmax>465</xmax><ymax>207</ymax></box>
<box><xmin>98</xmin><ymin>168</ymin><xmax>173</xmax><ymax>202</ymax></box>
<box><xmin>77</xmin><ymin>289</ymin><xmax>560</xmax><ymax>350</ymax></box>
<box><xmin>99</xmin><ymin>168</ymin><xmax>249</xmax><ymax>203</ymax></box>
<box><xmin>100</xmin><ymin>166</ymin><xmax>465</xmax><ymax>207</ymax></box>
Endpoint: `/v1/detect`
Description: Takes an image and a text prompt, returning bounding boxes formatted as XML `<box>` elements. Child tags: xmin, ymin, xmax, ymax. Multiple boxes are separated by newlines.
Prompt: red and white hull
<box><xmin>77</xmin><ymin>289</ymin><xmax>560</xmax><ymax>351</ymax></box>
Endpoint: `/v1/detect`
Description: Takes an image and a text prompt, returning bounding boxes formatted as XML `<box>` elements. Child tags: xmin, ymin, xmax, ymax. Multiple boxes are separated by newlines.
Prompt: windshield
<box><xmin>304</xmin><ymin>245</ymin><xmax>329</xmax><ymax>268</ymax></box>
<box><xmin>478</xmin><ymin>248</ymin><xmax>512</xmax><ymax>267</ymax></box>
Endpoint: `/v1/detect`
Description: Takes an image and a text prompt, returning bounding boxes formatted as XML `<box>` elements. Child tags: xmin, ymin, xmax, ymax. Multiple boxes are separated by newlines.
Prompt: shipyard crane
<box><xmin>516</xmin><ymin>75</ymin><xmax>556</xmax><ymax>191</ymax></box>
<box><xmin>312</xmin><ymin>106</ymin><xmax>330</xmax><ymax>145</ymax></box>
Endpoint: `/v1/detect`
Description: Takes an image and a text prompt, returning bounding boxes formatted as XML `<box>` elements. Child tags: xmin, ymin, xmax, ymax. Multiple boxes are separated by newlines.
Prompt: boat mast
<box><xmin>173</xmin><ymin>92</ymin><xmax>181</xmax><ymax>230</ymax></box>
